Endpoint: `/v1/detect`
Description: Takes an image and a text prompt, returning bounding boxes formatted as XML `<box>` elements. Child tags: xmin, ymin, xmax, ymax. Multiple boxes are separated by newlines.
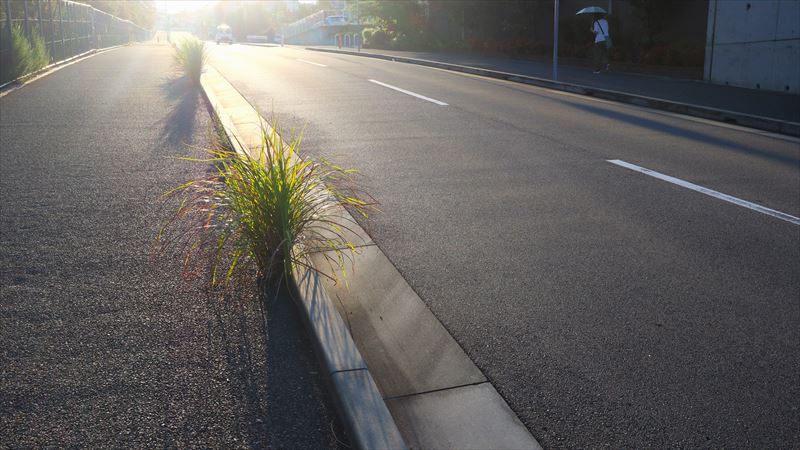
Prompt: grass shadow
<box><xmin>259</xmin><ymin>282</ymin><xmax>350</xmax><ymax>449</ymax></box>
<box><xmin>160</xmin><ymin>75</ymin><xmax>201</xmax><ymax>146</ymax></box>
<box><xmin>193</xmin><ymin>279</ymin><xmax>347</xmax><ymax>448</ymax></box>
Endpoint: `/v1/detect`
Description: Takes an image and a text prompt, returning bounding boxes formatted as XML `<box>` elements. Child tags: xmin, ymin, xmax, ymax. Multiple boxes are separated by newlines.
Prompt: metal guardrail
<box><xmin>1</xmin><ymin>0</ymin><xmax>150</xmax><ymax>82</ymax></box>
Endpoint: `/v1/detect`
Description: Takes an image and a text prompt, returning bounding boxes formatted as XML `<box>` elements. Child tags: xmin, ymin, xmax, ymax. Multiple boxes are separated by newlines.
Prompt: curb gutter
<box><xmin>305</xmin><ymin>47</ymin><xmax>800</xmax><ymax>138</ymax></box>
<box><xmin>199</xmin><ymin>66</ymin><xmax>407</xmax><ymax>450</ymax></box>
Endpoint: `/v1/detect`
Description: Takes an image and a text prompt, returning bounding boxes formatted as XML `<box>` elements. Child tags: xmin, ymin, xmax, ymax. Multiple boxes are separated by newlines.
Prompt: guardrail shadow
<box><xmin>554</xmin><ymin>98</ymin><xmax>799</xmax><ymax>168</ymax></box>
<box><xmin>160</xmin><ymin>75</ymin><xmax>200</xmax><ymax>146</ymax></box>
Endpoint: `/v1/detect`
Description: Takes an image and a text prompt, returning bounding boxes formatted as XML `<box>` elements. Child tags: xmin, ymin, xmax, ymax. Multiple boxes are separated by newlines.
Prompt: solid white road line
<box><xmin>368</xmin><ymin>79</ymin><xmax>448</xmax><ymax>106</ymax></box>
<box><xmin>296</xmin><ymin>59</ymin><xmax>327</xmax><ymax>67</ymax></box>
<box><xmin>607</xmin><ymin>159</ymin><xmax>800</xmax><ymax>226</ymax></box>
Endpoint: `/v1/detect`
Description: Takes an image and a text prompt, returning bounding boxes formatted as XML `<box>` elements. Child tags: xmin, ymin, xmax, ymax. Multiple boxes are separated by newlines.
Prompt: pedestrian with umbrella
<box><xmin>577</xmin><ymin>6</ymin><xmax>611</xmax><ymax>74</ymax></box>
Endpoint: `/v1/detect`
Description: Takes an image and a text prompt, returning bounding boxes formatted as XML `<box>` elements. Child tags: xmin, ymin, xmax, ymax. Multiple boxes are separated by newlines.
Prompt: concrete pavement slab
<box><xmin>386</xmin><ymin>383</ymin><xmax>541</xmax><ymax>450</ymax></box>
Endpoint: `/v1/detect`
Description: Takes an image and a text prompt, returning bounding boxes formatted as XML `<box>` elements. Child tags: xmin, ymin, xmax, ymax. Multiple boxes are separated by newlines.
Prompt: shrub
<box><xmin>160</xmin><ymin>123</ymin><xmax>375</xmax><ymax>287</ymax></box>
<box><xmin>173</xmin><ymin>38</ymin><xmax>206</xmax><ymax>84</ymax></box>
<box><xmin>369</xmin><ymin>29</ymin><xmax>391</xmax><ymax>48</ymax></box>
<box><xmin>362</xmin><ymin>28</ymin><xmax>373</xmax><ymax>43</ymax></box>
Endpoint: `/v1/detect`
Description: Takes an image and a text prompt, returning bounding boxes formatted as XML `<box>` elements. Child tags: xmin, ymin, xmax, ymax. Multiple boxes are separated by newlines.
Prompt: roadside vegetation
<box><xmin>1</xmin><ymin>26</ymin><xmax>51</xmax><ymax>83</ymax></box>
<box><xmin>173</xmin><ymin>37</ymin><xmax>207</xmax><ymax>85</ymax></box>
<box><xmin>159</xmin><ymin>121</ymin><xmax>374</xmax><ymax>291</ymax></box>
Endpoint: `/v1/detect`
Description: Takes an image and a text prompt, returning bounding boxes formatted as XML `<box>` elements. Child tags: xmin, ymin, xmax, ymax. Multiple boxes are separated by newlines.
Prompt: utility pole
<box><xmin>553</xmin><ymin>0</ymin><xmax>559</xmax><ymax>80</ymax></box>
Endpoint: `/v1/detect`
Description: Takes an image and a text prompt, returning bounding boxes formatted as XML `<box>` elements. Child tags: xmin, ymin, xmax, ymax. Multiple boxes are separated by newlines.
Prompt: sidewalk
<box><xmin>309</xmin><ymin>46</ymin><xmax>800</xmax><ymax>123</ymax></box>
<box><xmin>0</xmin><ymin>45</ymin><xmax>346</xmax><ymax>448</ymax></box>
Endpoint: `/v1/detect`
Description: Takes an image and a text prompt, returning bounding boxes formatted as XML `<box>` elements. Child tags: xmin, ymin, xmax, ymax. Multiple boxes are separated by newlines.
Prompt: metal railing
<box><xmin>285</xmin><ymin>9</ymin><xmax>356</xmax><ymax>39</ymax></box>
<box><xmin>1</xmin><ymin>0</ymin><xmax>150</xmax><ymax>82</ymax></box>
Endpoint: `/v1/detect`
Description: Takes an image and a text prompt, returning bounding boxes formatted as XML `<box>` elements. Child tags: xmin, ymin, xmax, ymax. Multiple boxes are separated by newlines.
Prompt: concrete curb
<box><xmin>198</xmin><ymin>66</ymin><xmax>407</xmax><ymax>450</ymax></box>
<box><xmin>305</xmin><ymin>47</ymin><xmax>800</xmax><ymax>138</ymax></box>
<box><xmin>0</xmin><ymin>44</ymin><xmax>128</xmax><ymax>98</ymax></box>
<box><xmin>238</xmin><ymin>42</ymin><xmax>282</xmax><ymax>48</ymax></box>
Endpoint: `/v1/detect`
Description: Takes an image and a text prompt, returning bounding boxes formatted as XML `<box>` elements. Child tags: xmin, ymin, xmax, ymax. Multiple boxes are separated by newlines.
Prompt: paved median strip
<box><xmin>608</xmin><ymin>159</ymin><xmax>800</xmax><ymax>225</ymax></box>
<box><xmin>368</xmin><ymin>79</ymin><xmax>448</xmax><ymax>106</ymax></box>
<box><xmin>202</xmin><ymin>63</ymin><xmax>541</xmax><ymax>449</ymax></box>
<box><xmin>296</xmin><ymin>58</ymin><xmax>327</xmax><ymax>67</ymax></box>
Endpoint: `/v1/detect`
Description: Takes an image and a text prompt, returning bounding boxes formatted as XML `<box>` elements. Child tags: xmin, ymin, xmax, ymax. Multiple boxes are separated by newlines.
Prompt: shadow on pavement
<box><xmin>198</xmin><ymin>281</ymin><xmax>349</xmax><ymax>449</ymax></box>
<box><xmin>559</xmin><ymin>99</ymin><xmax>800</xmax><ymax>167</ymax></box>
<box><xmin>160</xmin><ymin>76</ymin><xmax>201</xmax><ymax>146</ymax></box>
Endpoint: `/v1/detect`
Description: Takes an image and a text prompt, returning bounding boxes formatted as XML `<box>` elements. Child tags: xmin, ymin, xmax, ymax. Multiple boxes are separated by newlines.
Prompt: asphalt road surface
<box><xmin>0</xmin><ymin>46</ymin><xmax>346</xmax><ymax>448</ymax></box>
<box><xmin>209</xmin><ymin>44</ymin><xmax>800</xmax><ymax>448</ymax></box>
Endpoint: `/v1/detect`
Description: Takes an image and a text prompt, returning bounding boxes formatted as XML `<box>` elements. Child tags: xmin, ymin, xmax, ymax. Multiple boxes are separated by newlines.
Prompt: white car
<box><xmin>215</xmin><ymin>24</ymin><xmax>233</xmax><ymax>44</ymax></box>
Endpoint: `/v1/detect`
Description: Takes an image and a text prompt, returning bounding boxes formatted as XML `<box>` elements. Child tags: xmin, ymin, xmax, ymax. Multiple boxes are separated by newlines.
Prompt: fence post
<box><xmin>47</xmin><ymin>0</ymin><xmax>55</xmax><ymax>60</ymax></box>
<box><xmin>90</xmin><ymin>7</ymin><xmax>96</xmax><ymax>49</ymax></box>
<box><xmin>552</xmin><ymin>0</ymin><xmax>559</xmax><ymax>81</ymax></box>
<box><xmin>22</xmin><ymin>0</ymin><xmax>31</xmax><ymax>40</ymax></box>
<box><xmin>4</xmin><ymin>0</ymin><xmax>12</xmax><ymax>45</ymax></box>
<box><xmin>36</xmin><ymin>0</ymin><xmax>42</xmax><ymax>36</ymax></box>
<box><xmin>57</xmin><ymin>0</ymin><xmax>65</xmax><ymax>59</ymax></box>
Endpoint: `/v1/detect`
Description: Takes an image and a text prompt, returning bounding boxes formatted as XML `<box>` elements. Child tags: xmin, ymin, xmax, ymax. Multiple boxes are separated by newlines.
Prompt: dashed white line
<box><xmin>607</xmin><ymin>159</ymin><xmax>800</xmax><ymax>225</ymax></box>
<box><xmin>296</xmin><ymin>59</ymin><xmax>327</xmax><ymax>67</ymax></box>
<box><xmin>368</xmin><ymin>79</ymin><xmax>448</xmax><ymax>106</ymax></box>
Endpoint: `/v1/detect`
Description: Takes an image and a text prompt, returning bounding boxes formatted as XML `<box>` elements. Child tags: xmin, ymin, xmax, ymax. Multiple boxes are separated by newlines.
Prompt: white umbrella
<box><xmin>576</xmin><ymin>6</ymin><xmax>608</xmax><ymax>15</ymax></box>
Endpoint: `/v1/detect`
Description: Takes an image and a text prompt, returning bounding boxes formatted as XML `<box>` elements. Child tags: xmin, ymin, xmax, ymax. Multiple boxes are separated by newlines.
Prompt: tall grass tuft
<box><xmin>159</xmin><ymin>122</ymin><xmax>374</xmax><ymax>290</ymax></box>
<box><xmin>6</xmin><ymin>26</ymin><xmax>51</xmax><ymax>81</ymax></box>
<box><xmin>173</xmin><ymin>38</ymin><xmax>207</xmax><ymax>84</ymax></box>
<box><xmin>30</xmin><ymin>30</ymin><xmax>51</xmax><ymax>70</ymax></box>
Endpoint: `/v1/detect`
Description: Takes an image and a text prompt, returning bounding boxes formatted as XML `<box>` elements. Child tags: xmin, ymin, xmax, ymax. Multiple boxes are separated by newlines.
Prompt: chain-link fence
<box><xmin>1</xmin><ymin>0</ymin><xmax>150</xmax><ymax>83</ymax></box>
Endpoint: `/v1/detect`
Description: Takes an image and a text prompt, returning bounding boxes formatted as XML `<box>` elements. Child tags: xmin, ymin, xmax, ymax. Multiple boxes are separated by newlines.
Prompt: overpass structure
<box><xmin>283</xmin><ymin>10</ymin><xmax>364</xmax><ymax>47</ymax></box>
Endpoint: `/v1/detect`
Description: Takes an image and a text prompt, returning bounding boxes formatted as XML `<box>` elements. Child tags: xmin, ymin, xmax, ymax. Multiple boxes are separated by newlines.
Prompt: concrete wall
<box><xmin>704</xmin><ymin>0</ymin><xmax>800</xmax><ymax>93</ymax></box>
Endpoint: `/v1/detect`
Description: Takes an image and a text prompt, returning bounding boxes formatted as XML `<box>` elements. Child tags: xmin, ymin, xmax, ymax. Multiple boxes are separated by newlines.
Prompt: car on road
<box><xmin>215</xmin><ymin>24</ymin><xmax>233</xmax><ymax>44</ymax></box>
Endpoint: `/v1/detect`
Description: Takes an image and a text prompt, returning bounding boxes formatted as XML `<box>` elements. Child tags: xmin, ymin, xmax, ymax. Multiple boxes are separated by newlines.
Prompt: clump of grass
<box><xmin>173</xmin><ymin>37</ymin><xmax>207</xmax><ymax>84</ymax></box>
<box><xmin>30</xmin><ymin>30</ymin><xmax>50</xmax><ymax>70</ymax></box>
<box><xmin>5</xmin><ymin>26</ymin><xmax>50</xmax><ymax>81</ymax></box>
<box><xmin>159</xmin><ymin>122</ymin><xmax>374</xmax><ymax>289</ymax></box>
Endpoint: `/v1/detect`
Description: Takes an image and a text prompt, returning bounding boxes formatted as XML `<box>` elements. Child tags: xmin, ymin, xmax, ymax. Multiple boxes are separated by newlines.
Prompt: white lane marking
<box><xmin>296</xmin><ymin>59</ymin><xmax>327</xmax><ymax>67</ymax></box>
<box><xmin>368</xmin><ymin>79</ymin><xmax>448</xmax><ymax>106</ymax></box>
<box><xmin>607</xmin><ymin>159</ymin><xmax>800</xmax><ymax>225</ymax></box>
